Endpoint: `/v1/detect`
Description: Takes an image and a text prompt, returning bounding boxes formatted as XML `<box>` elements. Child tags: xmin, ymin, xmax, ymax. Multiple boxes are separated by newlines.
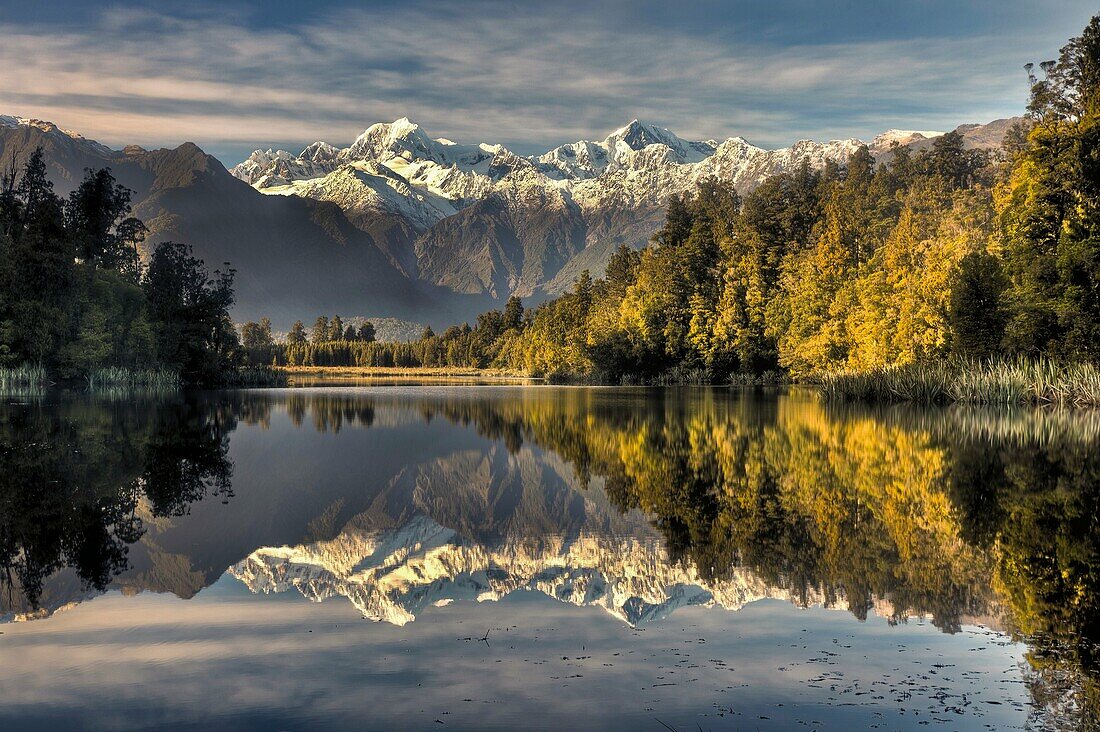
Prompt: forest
<box><xmin>0</xmin><ymin>150</ymin><xmax>242</xmax><ymax>385</ymax></box>
<box><xmin>256</xmin><ymin>16</ymin><xmax>1100</xmax><ymax>388</ymax></box>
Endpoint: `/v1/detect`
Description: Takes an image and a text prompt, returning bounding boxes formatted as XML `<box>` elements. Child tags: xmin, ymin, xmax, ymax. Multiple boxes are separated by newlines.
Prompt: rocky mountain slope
<box><xmin>0</xmin><ymin>116</ymin><xmax>483</xmax><ymax>326</ymax></box>
<box><xmin>1</xmin><ymin>113</ymin><xmax>1018</xmax><ymax>323</ymax></box>
<box><xmin>233</xmin><ymin>117</ymin><xmax>1018</xmax><ymax>300</ymax></box>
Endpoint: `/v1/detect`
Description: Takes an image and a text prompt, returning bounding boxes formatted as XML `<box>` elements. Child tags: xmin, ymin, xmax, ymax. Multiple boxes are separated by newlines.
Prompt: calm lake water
<box><xmin>1</xmin><ymin>386</ymin><xmax>1098</xmax><ymax>730</ymax></box>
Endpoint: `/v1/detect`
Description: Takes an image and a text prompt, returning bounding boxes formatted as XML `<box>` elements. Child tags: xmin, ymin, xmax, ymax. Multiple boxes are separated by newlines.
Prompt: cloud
<box><xmin>1</xmin><ymin>585</ymin><xmax>1031</xmax><ymax>730</ymax></box>
<box><xmin>0</xmin><ymin>2</ymin><xmax>1089</xmax><ymax>162</ymax></box>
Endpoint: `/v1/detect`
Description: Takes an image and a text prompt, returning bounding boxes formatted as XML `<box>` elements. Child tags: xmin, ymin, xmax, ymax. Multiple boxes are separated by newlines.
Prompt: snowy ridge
<box><xmin>871</xmin><ymin>129</ymin><xmax>945</xmax><ymax>149</ymax></box>
<box><xmin>264</xmin><ymin>161</ymin><xmax>458</xmax><ymax>230</ymax></box>
<box><xmin>224</xmin><ymin>118</ymin><xmax>878</xmax><ymax>297</ymax></box>
<box><xmin>229</xmin><ymin>117</ymin><xmax>871</xmax><ymax>221</ymax></box>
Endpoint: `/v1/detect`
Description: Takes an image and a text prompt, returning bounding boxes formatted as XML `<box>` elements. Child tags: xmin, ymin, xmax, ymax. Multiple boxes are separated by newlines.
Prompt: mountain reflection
<box><xmin>2</xmin><ymin>386</ymin><xmax>1099</xmax><ymax>724</ymax></box>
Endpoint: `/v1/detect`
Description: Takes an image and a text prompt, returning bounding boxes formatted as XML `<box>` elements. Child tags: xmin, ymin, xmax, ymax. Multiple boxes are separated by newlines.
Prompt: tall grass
<box><xmin>0</xmin><ymin>364</ymin><xmax>48</xmax><ymax>389</ymax></box>
<box><xmin>231</xmin><ymin>366</ymin><xmax>289</xmax><ymax>387</ymax></box>
<box><xmin>819</xmin><ymin>358</ymin><xmax>1100</xmax><ymax>407</ymax></box>
<box><xmin>86</xmin><ymin>367</ymin><xmax>180</xmax><ymax>392</ymax></box>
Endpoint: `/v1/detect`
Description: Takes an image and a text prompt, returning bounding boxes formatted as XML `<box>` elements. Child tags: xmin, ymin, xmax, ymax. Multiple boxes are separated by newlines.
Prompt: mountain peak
<box><xmin>348</xmin><ymin>117</ymin><xmax>436</xmax><ymax>161</ymax></box>
<box><xmin>299</xmin><ymin>140</ymin><xmax>340</xmax><ymax>162</ymax></box>
<box><xmin>870</xmin><ymin>129</ymin><xmax>944</xmax><ymax>149</ymax></box>
<box><xmin>606</xmin><ymin>119</ymin><xmax>681</xmax><ymax>151</ymax></box>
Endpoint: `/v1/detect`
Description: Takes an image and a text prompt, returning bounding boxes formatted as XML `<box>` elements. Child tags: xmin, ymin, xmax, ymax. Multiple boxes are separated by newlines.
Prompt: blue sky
<box><xmin>1</xmin><ymin>1</ymin><xmax>1096</xmax><ymax>164</ymax></box>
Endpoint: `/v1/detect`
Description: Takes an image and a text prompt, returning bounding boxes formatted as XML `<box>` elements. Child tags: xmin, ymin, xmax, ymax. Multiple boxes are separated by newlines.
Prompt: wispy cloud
<box><xmin>0</xmin><ymin>2</ymin><xmax>1092</xmax><ymax>162</ymax></box>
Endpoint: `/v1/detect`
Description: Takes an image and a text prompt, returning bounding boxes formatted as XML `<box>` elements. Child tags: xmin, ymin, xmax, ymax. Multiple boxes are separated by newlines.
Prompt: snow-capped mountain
<box><xmin>231</xmin><ymin>117</ymin><xmax>869</xmax><ymax>214</ymax></box>
<box><xmin>0</xmin><ymin>112</ymin><xmax>1013</xmax><ymax>320</ymax></box>
<box><xmin>228</xmin><ymin>117</ymin><xmax>936</xmax><ymax>298</ymax></box>
<box><xmin>0</xmin><ymin>114</ymin><xmax>492</xmax><ymax>327</ymax></box>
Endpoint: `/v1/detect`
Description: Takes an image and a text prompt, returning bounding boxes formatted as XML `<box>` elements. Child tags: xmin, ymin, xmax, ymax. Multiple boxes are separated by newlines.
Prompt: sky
<box><xmin>1</xmin><ymin>0</ymin><xmax>1097</xmax><ymax>164</ymax></box>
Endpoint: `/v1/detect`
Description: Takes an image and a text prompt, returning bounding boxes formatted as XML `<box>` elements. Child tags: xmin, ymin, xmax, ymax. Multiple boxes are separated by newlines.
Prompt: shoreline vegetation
<box><xmin>818</xmin><ymin>358</ymin><xmax>1100</xmax><ymax>406</ymax></box>
<box><xmin>270</xmin><ymin>360</ymin><xmax>1100</xmax><ymax>409</ymax></box>
<box><xmin>280</xmin><ymin>365</ymin><xmax>533</xmax><ymax>380</ymax></box>
<box><xmin>0</xmin><ymin>149</ymin><xmax>241</xmax><ymax>389</ymax></box>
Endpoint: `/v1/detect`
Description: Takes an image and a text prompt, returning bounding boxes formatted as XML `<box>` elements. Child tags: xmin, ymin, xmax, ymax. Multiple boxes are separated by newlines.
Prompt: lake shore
<box><xmin>278</xmin><ymin>365</ymin><xmax>538</xmax><ymax>380</ymax></box>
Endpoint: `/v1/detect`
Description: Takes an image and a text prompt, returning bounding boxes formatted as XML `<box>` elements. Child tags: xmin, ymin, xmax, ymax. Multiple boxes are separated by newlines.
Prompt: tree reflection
<box><xmin>1</xmin><ymin>387</ymin><xmax>1098</xmax><ymax>727</ymax></box>
<box><xmin>0</xmin><ymin>396</ymin><xmax>234</xmax><ymax>613</ymax></box>
<box><xmin>946</xmin><ymin>427</ymin><xmax>1100</xmax><ymax>728</ymax></box>
<box><xmin>288</xmin><ymin>388</ymin><xmax>1096</xmax><ymax>728</ymax></box>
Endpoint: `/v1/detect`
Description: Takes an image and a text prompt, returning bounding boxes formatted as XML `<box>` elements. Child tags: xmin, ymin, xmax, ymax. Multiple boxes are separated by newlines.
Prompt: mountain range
<box><xmin>0</xmin><ymin>114</ymin><xmax>1018</xmax><ymax>327</ymax></box>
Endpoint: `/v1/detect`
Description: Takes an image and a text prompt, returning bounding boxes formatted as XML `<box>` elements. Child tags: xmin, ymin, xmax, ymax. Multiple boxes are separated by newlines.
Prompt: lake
<box><xmin>1</xmin><ymin>385</ymin><xmax>1097</xmax><ymax>730</ymax></box>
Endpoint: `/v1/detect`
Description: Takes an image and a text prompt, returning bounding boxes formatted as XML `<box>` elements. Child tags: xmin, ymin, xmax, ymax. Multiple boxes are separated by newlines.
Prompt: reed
<box><xmin>0</xmin><ymin>363</ymin><xmax>49</xmax><ymax>389</ymax></box>
<box><xmin>819</xmin><ymin>358</ymin><xmax>1100</xmax><ymax>407</ymax></box>
<box><xmin>86</xmin><ymin>367</ymin><xmax>180</xmax><ymax>391</ymax></box>
<box><xmin>232</xmin><ymin>366</ymin><xmax>289</xmax><ymax>387</ymax></box>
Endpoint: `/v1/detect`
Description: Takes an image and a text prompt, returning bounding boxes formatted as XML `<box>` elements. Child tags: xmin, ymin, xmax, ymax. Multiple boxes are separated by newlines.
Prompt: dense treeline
<box><xmin>249</xmin><ymin>297</ymin><xmax>529</xmax><ymax>370</ymax></box>
<box><xmin>501</xmin><ymin>16</ymin><xmax>1098</xmax><ymax>381</ymax></box>
<box><xmin>0</xmin><ymin>150</ymin><xmax>241</xmax><ymax>384</ymax></box>
<box><xmin>260</xmin><ymin>17</ymin><xmax>1100</xmax><ymax>382</ymax></box>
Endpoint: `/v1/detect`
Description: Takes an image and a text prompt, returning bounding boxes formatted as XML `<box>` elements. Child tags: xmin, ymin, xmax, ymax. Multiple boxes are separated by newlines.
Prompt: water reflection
<box><xmin>1</xmin><ymin>387</ymin><xmax>1098</xmax><ymax>728</ymax></box>
<box><xmin>0</xmin><ymin>395</ymin><xmax>234</xmax><ymax>617</ymax></box>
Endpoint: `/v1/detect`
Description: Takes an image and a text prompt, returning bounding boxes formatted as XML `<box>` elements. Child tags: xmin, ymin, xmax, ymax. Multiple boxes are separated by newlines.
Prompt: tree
<box><xmin>142</xmin><ymin>241</ymin><xmax>238</xmax><ymax>383</ymax></box>
<box><xmin>4</xmin><ymin>148</ymin><xmax>73</xmax><ymax>365</ymax></box>
<box><xmin>919</xmin><ymin>132</ymin><xmax>989</xmax><ymax>190</ymax></box>
<box><xmin>357</xmin><ymin>321</ymin><xmax>376</xmax><ymax>343</ymax></box>
<box><xmin>602</xmin><ymin>245</ymin><xmax>641</xmax><ymax>296</ymax></box>
<box><xmin>311</xmin><ymin>316</ymin><xmax>329</xmax><ymax>344</ymax></box>
<box><xmin>65</xmin><ymin>168</ymin><xmax>146</xmax><ymax>276</ymax></box>
<box><xmin>770</xmin><ymin>195</ymin><xmax>857</xmax><ymax>377</ymax></box>
<box><xmin>241</xmin><ymin>318</ymin><xmax>273</xmax><ymax>350</ymax></box>
<box><xmin>653</xmin><ymin>193</ymin><xmax>694</xmax><ymax>248</ymax></box>
<box><xmin>949</xmin><ymin>252</ymin><xmax>1008</xmax><ymax>358</ymax></box>
<box><xmin>1001</xmin><ymin>15</ymin><xmax>1100</xmax><ymax>360</ymax></box>
<box><xmin>343</xmin><ymin>324</ymin><xmax>357</xmax><ymax>341</ymax></box>
<box><xmin>329</xmin><ymin>315</ymin><xmax>344</xmax><ymax>341</ymax></box>
<box><xmin>241</xmin><ymin>317</ymin><xmax>275</xmax><ymax>366</ymax></box>
<box><xmin>287</xmin><ymin>320</ymin><xmax>307</xmax><ymax>346</ymax></box>
<box><xmin>503</xmin><ymin>296</ymin><xmax>524</xmax><ymax>331</ymax></box>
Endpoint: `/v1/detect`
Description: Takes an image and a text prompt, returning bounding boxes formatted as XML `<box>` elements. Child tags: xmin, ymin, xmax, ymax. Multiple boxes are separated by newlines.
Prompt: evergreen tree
<box><xmin>142</xmin><ymin>242</ymin><xmax>238</xmax><ymax>383</ymax></box>
<box><xmin>503</xmin><ymin>296</ymin><xmax>524</xmax><ymax>331</ymax></box>
<box><xmin>311</xmin><ymin>316</ymin><xmax>329</xmax><ymax>344</ymax></box>
<box><xmin>949</xmin><ymin>252</ymin><xmax>1008</xmax><ymax>358</ymax></box>
<box><xmin>357</xmin><ymin>321</ymin><xmax>376</xmax><ymax>343</ymax></box>
<box><xmin>65</xmin><ymin>168</ymin><xmax>146</xmax><ymax>276</ymax></box>
<box><xmin>287</xmin><ymin>320</ymin><xmax>307</xmax><ymax>346</ymax></box>
<box><xmin>329</xmin><ymin>315</ymin><xmax>344</xmax><ymax>341</ymax></box>
<box><xmin>1002</xmin><ymin>15</ymin><xmax>1100</xmax><ymax>359</ymax></box>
